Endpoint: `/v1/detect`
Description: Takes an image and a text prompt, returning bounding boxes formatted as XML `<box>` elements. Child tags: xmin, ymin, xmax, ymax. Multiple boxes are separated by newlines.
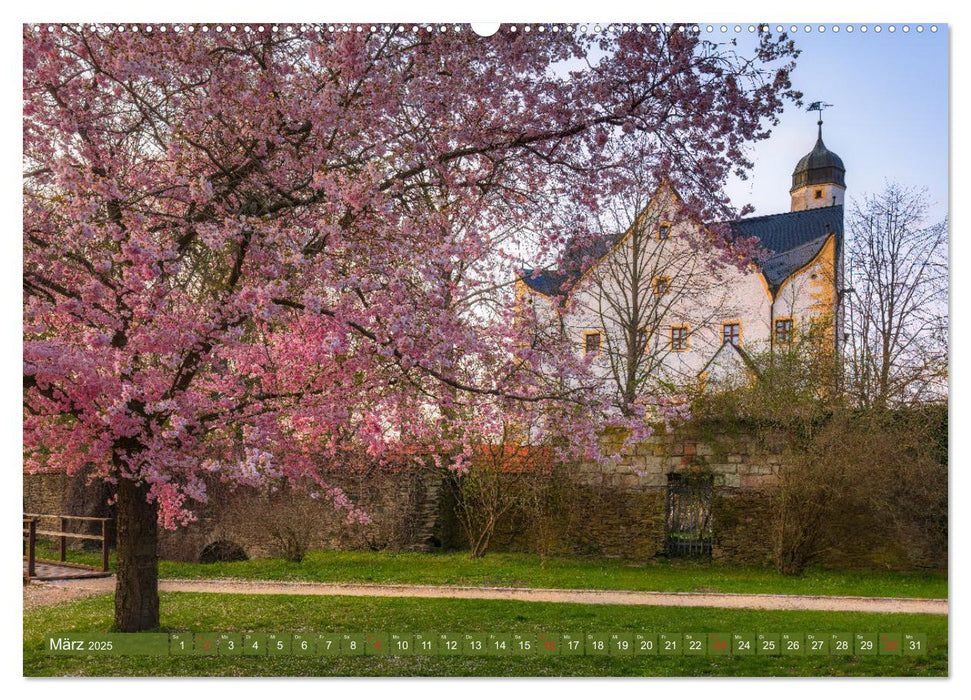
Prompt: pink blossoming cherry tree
<box><xmin>23</xmin><ymin>23</ymin><xmax>797</xmax><ymax>630</ymax></box>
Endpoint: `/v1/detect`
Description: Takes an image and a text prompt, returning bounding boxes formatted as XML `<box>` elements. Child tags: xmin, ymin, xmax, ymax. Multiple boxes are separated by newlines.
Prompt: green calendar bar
<box><xmin>45</xmin><ymin>632</ymin><xmax>929</xmax><ymax>656</ymax></box>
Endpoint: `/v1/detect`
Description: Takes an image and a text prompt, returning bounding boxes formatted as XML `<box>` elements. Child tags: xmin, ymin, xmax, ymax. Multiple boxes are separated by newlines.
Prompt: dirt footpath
<box><xmin>23</xmin><ymin>580</ymin><xmax>113</xmax><ymax>610</ymax></box>
<box><xmin>24</xmin><ymin>577</ymin><xmax>948</xmax><ymax>615</ymax></box>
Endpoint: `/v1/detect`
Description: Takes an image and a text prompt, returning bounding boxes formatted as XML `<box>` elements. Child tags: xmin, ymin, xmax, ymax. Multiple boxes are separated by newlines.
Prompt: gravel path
<box><xmin>23</xmin><ymin>580</ymin><xmax>114</xmax><ymax>610</ymax></box>
<box><xmin>24</xmin><ymin>576</ymin><xmax>948</xmax><ymax>615</ymax></box>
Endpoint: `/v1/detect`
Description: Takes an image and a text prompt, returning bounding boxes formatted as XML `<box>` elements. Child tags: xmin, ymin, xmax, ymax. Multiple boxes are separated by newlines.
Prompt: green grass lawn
<box><xmin>160</xmin><ymin>550</ymin><xmax>946</xmax><ymax>599</ymax></box>
<box><xmin>32</xmin><ymin>541</ymin><xmax>947</xmax><ymax>599</ymax></box>
<box><xmin>24</xmin><ymin>592</ymin><xmax>946</xmax><ymax>676</ymax></box>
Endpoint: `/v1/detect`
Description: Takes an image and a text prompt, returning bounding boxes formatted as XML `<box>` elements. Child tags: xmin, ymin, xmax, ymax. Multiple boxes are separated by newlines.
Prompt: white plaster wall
<box><xmin>790</xmin><ymin>183</ymin><xmax>845</xmax><ymax>212</ymax></box>
<box><xmin>557</xmin><ymin>210</ymin><xmax>775</xmax><ymax>387</ymax></box>
<box><xmin>771</xmin><ymin>239</ymin><xmax>836</xmax><ymax>339</ymax></box>
<box><xmin>520</xmin><ymin>204</ymin><xmax>836</xmax><ymax>394</ymax></box>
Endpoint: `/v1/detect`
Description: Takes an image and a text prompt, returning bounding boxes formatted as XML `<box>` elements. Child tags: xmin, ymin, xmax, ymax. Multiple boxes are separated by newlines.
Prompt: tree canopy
<box><xmin>24</xmin><ymin>24</ymin><xmax>799</xmax><ymax>528</ymax></box>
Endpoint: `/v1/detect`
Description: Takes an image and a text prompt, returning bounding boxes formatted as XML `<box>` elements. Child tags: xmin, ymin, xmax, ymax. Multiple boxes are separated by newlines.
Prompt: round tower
<box><xmin>790</xmin><ymin>121</ymin><xmax>846</xmax><ymax>212</ymax></box>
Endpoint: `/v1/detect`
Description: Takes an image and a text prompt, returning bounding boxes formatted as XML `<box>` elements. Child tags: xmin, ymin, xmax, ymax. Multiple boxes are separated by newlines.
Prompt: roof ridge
<box><xmin>733</xmin><ymin>203</ymin><xmax>843</xmax><ymax>225</ymax></box>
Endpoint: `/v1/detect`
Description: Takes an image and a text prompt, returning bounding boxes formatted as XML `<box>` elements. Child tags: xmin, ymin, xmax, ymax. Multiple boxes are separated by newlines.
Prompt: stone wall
<box><xmin>24</xmin><ymin>469</ymin><xmax>114</xmax><ymax>518</ymax></box>
<box><xmin>23</xmin><ymin>468</ymin><xmax>116</xmax><ymax>550</ymax></box>
<box><xmin>437</xmin><ymin>431</ymin><xmax>784</xmax><ymax>562</ymax></box>
<box><xmin>24</xmin><ymin>471</ymin><xmax>71</xmax><ymax>516</ymax></box>
<box><xmin>23</xmin><ymin>424</ymin><xmax>945</xmax><ymax>570</ymax></box>
<box><xmin>23</xmin><ymin>433</ymin><xmax>783</xmax><ymax>564</ymax></box>
<box><xmin>156</xmin><ymin>466</ymin><xmax>438</xmax><ymax>562</ymax></box>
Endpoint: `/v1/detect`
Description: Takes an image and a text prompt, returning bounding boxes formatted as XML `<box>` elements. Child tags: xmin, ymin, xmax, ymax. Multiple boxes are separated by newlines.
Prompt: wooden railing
<box><xmin>23</xmin><ymin>517</ymin><xmax>36</xmax><ymax>580</ymax></box>
<box><xmin>23</xmin><ymin>513</ymin><xmax>112</xmax><ymax>578</ymax></box>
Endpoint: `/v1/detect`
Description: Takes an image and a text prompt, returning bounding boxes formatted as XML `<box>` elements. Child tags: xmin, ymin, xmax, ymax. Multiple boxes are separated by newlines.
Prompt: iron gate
<box><xmin>665</xmin><ymin>472</ymin><xmax>713</xmax><ymax>558</ymax></box>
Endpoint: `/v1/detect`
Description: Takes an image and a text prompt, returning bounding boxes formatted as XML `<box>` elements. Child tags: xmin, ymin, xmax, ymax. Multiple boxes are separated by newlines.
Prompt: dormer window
<box><xmin>814</xmin><ymin>188</ymin><xmax>824</xmax><ymax>199</ymax></box>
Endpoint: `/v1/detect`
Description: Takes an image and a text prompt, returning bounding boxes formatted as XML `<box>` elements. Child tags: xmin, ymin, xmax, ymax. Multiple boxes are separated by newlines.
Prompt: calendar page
<box><xmin>20</xmin><ymin>8</ymin><xmax>949</xmax><ymax>686</ymax></box>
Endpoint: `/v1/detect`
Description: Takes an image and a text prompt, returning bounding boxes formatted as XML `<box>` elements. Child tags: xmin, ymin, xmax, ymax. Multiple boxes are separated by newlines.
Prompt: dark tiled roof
<box><xmin>519</xmin><ymin>268</ymin><xmax>571</xmax><ymax>296</ymax></box>
<box><xmin>731</xmin><ymin>205</ymin><xmax>842</xmax><ymax>291</ymax></box>
<box><xmin>791</xmin><ymin>125</ymin><xmax>846</xmax><ymax>189</ymax></box>
<box><xmin>731</xmin><ymin>205</ymin><xmax>842</xmax><ymax>256</ymax></box>
<box><xmin>520</xmin><ymin>232</ymin><xmax>620</xmax><ymax>297</ymax></box>
<box><xmin>759</xmin><ymin>234</ymin><xmax>832</xmax><ymax>290</ymax></box>
<box><xmin>519</xmin><ymin>205</ymin><xmax>843</xmax><ymax>297</ymax></box>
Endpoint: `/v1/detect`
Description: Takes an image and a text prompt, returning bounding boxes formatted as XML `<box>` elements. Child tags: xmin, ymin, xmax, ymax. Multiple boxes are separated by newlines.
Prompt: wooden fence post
<box><xmin>27</xmin><ymin>519</ymin><xmax>36</xmax><ymax>579</ymax></box>
<box><xmin>59</xmin><ymin>516</ymin><xmax>67</xmax><ymax>562</ymax></box>
<box><xmin>101</xmin><ymin>519</ymin><xmax>109</xmax><ymax>572</ymax></box>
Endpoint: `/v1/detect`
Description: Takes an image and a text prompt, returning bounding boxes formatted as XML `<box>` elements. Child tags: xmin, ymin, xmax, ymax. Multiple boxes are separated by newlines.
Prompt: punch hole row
<box><xmin>28</xmin><ymin>23</ymin><xmax>940</xmax><ymax>35</ymax></box>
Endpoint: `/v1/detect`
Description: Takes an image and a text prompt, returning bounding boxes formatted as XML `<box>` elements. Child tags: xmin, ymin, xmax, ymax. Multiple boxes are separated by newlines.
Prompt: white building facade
<box><xmin>517</xmin><ymin>123</ymin><xmax>846</xmax><ymax>394</ymax></box>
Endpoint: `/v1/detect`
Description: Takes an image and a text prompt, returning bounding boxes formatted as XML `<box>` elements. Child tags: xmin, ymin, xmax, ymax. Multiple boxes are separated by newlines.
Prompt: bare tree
<box><xmin>444</xmin><ymin>419</ymin><xmax>554</xmax><ymax>559</ymax></box>
<box><xmin>844</xmin><ymin>184</ymin><xmax>948</xmax><ymax>408</ymax></box>
<box><xmin>571</xmin><ymin>189</ymin><xmax>741</xmax><ymax>414</ymax></box>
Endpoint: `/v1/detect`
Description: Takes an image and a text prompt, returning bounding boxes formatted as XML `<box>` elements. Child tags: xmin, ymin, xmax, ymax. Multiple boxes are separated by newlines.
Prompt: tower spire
<box><xmin>807</xmin><ymin>101</ymin><xmax>833</xmax><ymax>141</ymax></box>
<box><xmin>790</xmin><ymin>102</ymin><xmax>845</xmax><ymax>212</ymax></box>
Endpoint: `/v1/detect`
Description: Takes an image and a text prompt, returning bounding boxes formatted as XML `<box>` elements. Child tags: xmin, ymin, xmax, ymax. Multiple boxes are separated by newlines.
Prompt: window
<box><xmin>583</xmin><ymin>331</ymin><xmax>602</xmax><ymax>357</ymax></box>
<box><xmin>722</xmin><ymin>322</ymin><xmax>741</xmax><ymax>346</ymax></box>
<box><xmin>636</xmin><ymin>327</ymin><xmax>648</xmax><ymax>353</ymax></box>
<box><xmin>814</xmin><ymin>188</ymin><xmax>824</xmax><ymax>199</ymax></box>
<box><xmin>670</xmin><ymin>325</ymin><xmax>689</xmax><ymax>352</ymax></box>
<box><xmin>657</xmin><ymin>222</ymin><xmax>672</xmax><ymax>240</ymax></box>
<box><xmin>775</xmin><ymin>317</ymin><xmax>794</xmax><ymax>345</ymax></box>
<box><xmin>653</xmin><ymin>276</ymin><xmax>670</xmax><ymax>296</ymax></box>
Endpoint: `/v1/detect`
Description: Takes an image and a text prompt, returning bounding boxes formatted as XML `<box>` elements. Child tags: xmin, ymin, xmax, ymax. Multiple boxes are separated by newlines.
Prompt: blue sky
<box><xmin>722</xmin><ymin>25</ymin><xmax>949</xmax><ymax>223</ymax></box>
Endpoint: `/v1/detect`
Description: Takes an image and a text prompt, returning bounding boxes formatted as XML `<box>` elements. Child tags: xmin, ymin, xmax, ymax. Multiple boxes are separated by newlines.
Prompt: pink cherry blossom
<box><xmin>23</xmin><ymin>23</ymin><xmax>798</xmax><ymax>528</ymax></box>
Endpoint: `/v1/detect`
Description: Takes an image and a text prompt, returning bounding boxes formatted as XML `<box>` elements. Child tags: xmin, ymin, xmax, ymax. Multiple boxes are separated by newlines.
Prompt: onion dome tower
<box><xmin>790</xmin><ymin>119</ymin><xmax>846</xmax><ymax>212</ymax></box>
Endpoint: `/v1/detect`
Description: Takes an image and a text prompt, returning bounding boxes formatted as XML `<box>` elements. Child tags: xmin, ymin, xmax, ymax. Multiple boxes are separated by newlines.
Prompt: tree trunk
<box><xmin>114</xmin><ymin>477</ymin><xmax>159</xmax><ymax>631</ymax></box>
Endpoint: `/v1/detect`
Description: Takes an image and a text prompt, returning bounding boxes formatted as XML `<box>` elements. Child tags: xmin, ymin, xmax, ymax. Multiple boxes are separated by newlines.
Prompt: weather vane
<box><xmin>806</xmin><ymin>101</ymin><xmax>833</xmax><ymax>124</ymax></box>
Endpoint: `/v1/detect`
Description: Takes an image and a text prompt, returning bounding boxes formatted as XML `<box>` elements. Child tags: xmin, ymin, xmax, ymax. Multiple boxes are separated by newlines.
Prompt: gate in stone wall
<box><xmin>665</xmin><ymin>472</ymin><xmax>713</xmax><ymax>558</ymax></box>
